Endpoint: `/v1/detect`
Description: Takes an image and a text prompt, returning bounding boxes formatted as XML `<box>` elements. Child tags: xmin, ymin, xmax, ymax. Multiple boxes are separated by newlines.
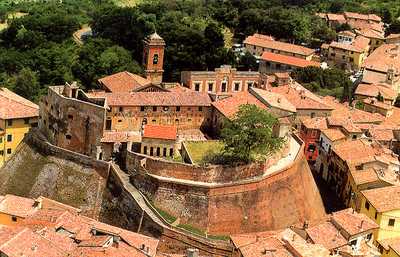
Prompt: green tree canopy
<box><xmin>221</xmin><ymin>104</ymin><xmax>283</xmax><ymax>163</ymax></box>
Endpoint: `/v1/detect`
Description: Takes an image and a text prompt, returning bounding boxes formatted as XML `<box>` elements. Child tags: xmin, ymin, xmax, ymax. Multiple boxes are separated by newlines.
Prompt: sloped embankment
<box><xmin>0</xmin><ymin>140</ymin><xmax>107</xmax><ymax>218</ymax></box>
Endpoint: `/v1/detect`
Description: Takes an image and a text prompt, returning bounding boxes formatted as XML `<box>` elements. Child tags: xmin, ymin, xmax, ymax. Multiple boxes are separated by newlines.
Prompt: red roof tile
<box><xmin>98</xmin><ymin>71</ymin><xmax>151</xmax><ymax>93</ymax></box>
<box><xmin>306</xmin><ymin>222</ymin><xmax>347</xmax><ymax>250</ymax></box>
<box><xmin>362</xmin><ymin>186</ymin><xmax>400</xmax><ymax>212</ymax></box>
<box><xmin>0</xmin><ymin>88</ymin><xmax>39</xmax><ymax>120</ymax></box>
<box><xmin>143</xmin><ymin>125</ymin><xmax>177</xmax><ymax>140</ymax></box>
<box><xmin>331</xmin><ymin>208</ymin><xmax>378</xmax><ymax>237</ymax></box>
<box><xmin>244</xmin><ymin>34</ymin><xmax>314</xmax><ymax>56</ymax></box>
<box><xmin>355</xmin><ymin>83</ymin><xmax>397</xmax><ymax>100</ymax></box>
<box><xmin>261</xmin><ymin>52</ymin><xmax>320</xmax><ymax>68</ymax></box>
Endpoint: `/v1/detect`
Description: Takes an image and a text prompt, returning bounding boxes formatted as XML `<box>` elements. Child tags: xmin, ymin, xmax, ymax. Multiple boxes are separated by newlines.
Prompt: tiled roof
<box><xmin>101</xmin><ymin>131</ymin><xmax>141</xmax><ymax>143</ymax></box>
<box><xmin>363</xmin><ymin>44</ymin><xmax>400</xmax><ymax>73</ymax></box>
<box><xmin>347</xmin><ymin>20</ymin><xmax>384</xmax><ymax>33</ymax></box>
<box><xmin>338</xmin><ymin>30</ymin><xmax>356</xmax><ymax>37</ymax></box>
<box><xmin>270</xmin><ymin>84</ymin><xmax>333</xmax><ymax>110</ymax></box>
<box><xmin>0</xmin><ymin>88</ymin><xmax>39</xmax><ymax>120</ymax></box>
<box><xmin>321</xmin><ymin>129</ymin><xmax>346</xmax><ymax>142</ymax></box>
<box><xmin>350</xmin><ymin>168</ymin><xmax>380</xmax><ymax>186</ymax></box>
<box><xmin>300</xmin><ymin>117</ymin><xmax>328</xmax><ymax>130</ymax></box>
<box><xmin>250</xmin><ymin>88</ymin><xmax>296</xmax><ymax>113</ymax></box>
<box><xmin>244</xmin><ymin>34</ymin><xmax>315</xmax><ymax>56</ymax></box>
<box><xmin>326</xmin><ymin>13</ymin><xmax>346</xmax><ymax>21</ymax></box>
<box><xmin>103</xmin><ymin>91</ymin><xmax>211</xmax><ymax>107</ymax></box>
<box><xmin>0</xmin><ymin>195</ymin><xmax>36</xmax><ymax>218</ymax></box>
<box><xmin>387</xmin><ymin>34</ymin><xmax>400</xmax><ymax>39</ymax></box>
<box><xmin>261</xmin><ymin>52</ymin><xmax>320</xmax><ymax>68</ymax></box>
<box><xmin>329</xmin><ymin>36</ymin><xmax>370</xmax><ymax>53</ymax></box>
<box><xmin>323</xmin><ymin>96</ymin><xmax>384</xmax><ymax>124</ymax></box>
<box><xmin>363</xmin><ymin>98</ymin><xmax>393</xmax><ymax>110</ymax></box>
<box><xmin>331</xmin><ymin>208</ymin><xmax>378</xmax><ymax>237</ymax></box>
<box><xmin>378</xmin><ymin>237</ymin><xmax>400</xmax><ymax>252</ymax></box>
<box><xmin>143</xmin><ymin>125</ymin><xmax>177</xmax><ymax>140</ymax></box>
<box><xmin>362</xmin><ymin>186</ymin><xmax>400</xmax><ymax>212</ymax></box>
<box><xmin>382</xmin><ymin>107</ymin><xmax>400</xmax><ymax>126</ymax></box>
<box><xmin>306</xmin><ymin>221</ymin><xmax>347</xmax><ymax>250</ymax></box>
<box><xmin>368</xmin><ymin>128</ymin><xmax>394</xmax><ymax>141</ymax></box>
<box><xmin>361</xmin><ymin>69</ymin><xmax>391</xmax><ymax>86</ymax></box>
<box><xmin>212</xmin><ymin>92</ymin><xmax>269</xmax><ymax>119</ymax></box>
<box><xmin>355</xmin><ymin>28</ymin><xmax>385</xmax><ymax>40</ymax></box>
<box><xmin>98</xmin><ymin>71</ymin><xmax>151</xmax><ymax>93</ymax></box>
<box><xmin>355</xmin><ymin>83</ymin><xmax>397</xmax><ymax>100</ymax></box>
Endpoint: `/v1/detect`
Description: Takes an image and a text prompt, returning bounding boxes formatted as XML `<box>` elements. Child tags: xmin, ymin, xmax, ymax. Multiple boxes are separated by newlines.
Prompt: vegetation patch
<box><xmin>155</xmin><ymin>207</ymin><xmax>177</xmax><ymax>224</ymax></box>
<box><xmin>184</xmin><ymin>141</ymin><xmax>224</xmax><ymax>165</ymax></box>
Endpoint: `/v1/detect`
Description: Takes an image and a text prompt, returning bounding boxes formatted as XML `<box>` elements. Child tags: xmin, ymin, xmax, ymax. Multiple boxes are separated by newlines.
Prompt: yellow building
<box><xmin>321</xmin><ymin>32</ymin><xmax>370</xmax><ymax>71</ymax></box>
<box><xmin>359</xmin><ymin>185</ymin><xmax>400</xmax><ymax>254</ymax></box>
<box><xmin>0</xmin><ymin>88</ymin><xmax>38</xmax><ymax>166</ymax></box>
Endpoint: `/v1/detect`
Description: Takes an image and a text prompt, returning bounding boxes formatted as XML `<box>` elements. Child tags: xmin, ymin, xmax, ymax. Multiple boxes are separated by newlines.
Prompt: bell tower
<box><xmin>143</xmin><ymin>32</ymin><xmax>165</xmax><ymax>85</ymax></box>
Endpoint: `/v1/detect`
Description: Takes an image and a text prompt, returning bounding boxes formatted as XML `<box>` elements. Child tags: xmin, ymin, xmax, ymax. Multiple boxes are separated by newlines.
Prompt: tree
<box><xmin>13</xmin><ymin>68</ymin><xmax>41</xmax><ymax>102</ymax></box>
<box><xmin>221</xmin><ymin>104</ymin><xmax>283</xmax><ymax>163</ymax></box>
<box><xmin>239</xmin><ymin>51</ymin><xmax>258</xmax><ymax>71</ymax></box>
<box><xmin>388</xmin><ymin>20</ymin><xmax>400</xmax><ymax>35</ymax></box>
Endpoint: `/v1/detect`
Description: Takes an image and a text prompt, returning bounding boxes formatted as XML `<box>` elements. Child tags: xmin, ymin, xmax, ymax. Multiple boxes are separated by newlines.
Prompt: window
<box><xmin>7</xmin><ymin>120</ymin><xmax>12</xmax><ymax>126</ymax></box>
<box><xmin>118</xmin><ymin>119</ymin><xmax>122</xmax><ymax>123</ymax></box>
<box><xmin>66</xmin><ymin>134</ymin><xmax>72</xmax><ymax>140</ymax></box>
<box><xmin>67</xmin><ymin>115</ymin><xmax>73</xmax><ymax>120</ymax></box>
<box><xmin>208</xmin><ymin>83</ymin><xmax>213</xmax><ymax>92</ymax></box>
<box><xmin>0</xmin><ymin>138</ymin><xmax>2</xmax><ymax>144</ymax></box>
<box><xmin>234</xmin><ymin>83</ymin><xmax>240</xmax><ymax>91</ymax></box>
<box><xmin>330</xmin><ymin>53</ymin><xmax>336</xmax><ymax>57</ymax></box>
<box><xmin>140</xmin><ymin>106</ymin><xmax>145</xmax><ymax>112</ymax></box>
<box><xmin>389</xmin><ymin>219</ymin><xmax>395</xmax><ymax>227</ymax></box>
<box><xmin>310</xmin><ymin>112</ymin><xmax>316</xmax><ymax>118</ymax></box>
<box><xmin>163</xmin><ymin>148</ymin><xmax>167</xmax><ymax>157</ymax></box>
<box><xmin>105</xmin><ymin>119</ymin><xmax>112</xmax><ymax>130</ymax></box>
<box><xmin>152</xmin><ymin>119</ymin><xmax>156</xmax><ymax>123</ymax></box>
<box><xmin>176</xmin><ymin>106</ymin><xmax>180</xmax><ymax>112</ymax></box>
<box><xmin>169</xmin><ymin>148</ymin><xmax>173</xmax><ymax>156</ymax></box>
<box><xmin>143</xmin><ymin>146</ymin><xmax>147</xmax><ymax>155</ymax></box>
<box><xmin>352</xmin><ymin>135</ymin><xmax>357</xmax><ymax>140</ymax></box>
<box><xmin>24</xmin><ymin>118</ymin><xmax>30</xmax><ymax>124</ymax></box>
<box><xmin>108</xmin><ymin>107</ymin><xmax>112</xmax><ymax>112</ymax></box>
<box><xmin>349</xmin><ymin>240</ymin><xmax>357</xmax><ymax>246</ymax></box>
<box><xmin>153</xmin><ymin>106</ymin><xmax>157</xmax><ymax>112</ymax></box>
<box><xmin>7</xmin><ymin>135</ymin><xmax>12</xmax><ymax>142</ymax></box>
<box><xmin>119</xmin><ymin>107</ymin><xmax>123</xmax><ymax>112</ymax></box>
<box><xmin>365</xmin><ymin>201</ymin><xmax>370</xmax><ymax>210</ymax></box>
<box><xmin>150</xmin><ymin>147</ymin><xmax>154</xmax><ymax>156</ymax></box>
<box><xmin>6</xmin><ymin>148</ymin><xmax>11</xmax><ymax>154</ymax></box>
<box><xmin>0</xmin><ymin>151</ymin><xmax>3</xmax><ymax>156</ymax></box>
<box><xmin>276</xmin><ymin>64</ymin><xmax>281</xmax><ymax>69</ymax></box>
<box><xmin>153</xmin><ymin>54</ymin><xmax>159</xmax><ymax>64</ymax></box>
<box><xmin>11</xmin><ymin>216</ymin><xmax>17</xmax><ymax>222</ymax></box>
<box><xmin>221</xmin><ymin>82</ymin><xmax>227</xmax><ymax>92</ymax></box>
<box><xmin>367</xmin><ymin>233</ymin><xmax>372</xmax><ymax>240</ymax></box>
<box><xmin>375</xmin><ymin>212</ymin><xmax>378</xmax><ymax>220</ymax></box>
<box><xmin>198</xmin><ymin>107</ymin><xmax>203</xmax><ymax>112</ymax></box>
<box><xmin>194</xmin><ymin>83</ymin><xmax>200</xmax><ymax>92</ymax></box>
<box><xmin>156</xmin><ymin>147</ymin><xmax>161</xmax><ymax>156</ymax></box>
<box><xmin>175</xmin><ymin>118</ymin><xmax>179</xmax><ymax>123</ymax></box>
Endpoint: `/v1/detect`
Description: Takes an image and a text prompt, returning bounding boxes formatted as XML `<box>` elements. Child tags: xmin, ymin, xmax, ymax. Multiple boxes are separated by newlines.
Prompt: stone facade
<box><xmin>39</xmin><ymin>84</ymin><xmax>106</xmax><ymax>158</ymax></box>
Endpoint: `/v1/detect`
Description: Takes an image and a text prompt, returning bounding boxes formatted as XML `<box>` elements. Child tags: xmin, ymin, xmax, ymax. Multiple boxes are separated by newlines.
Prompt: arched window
<box><xmin>153</xmin><ymin>54</ymin><xmax>159</xmax><ymax>65</ymax></box>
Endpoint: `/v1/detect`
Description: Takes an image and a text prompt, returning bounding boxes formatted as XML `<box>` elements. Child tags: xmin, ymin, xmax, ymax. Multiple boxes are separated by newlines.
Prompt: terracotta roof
<box><xmin>355</xmin><ymin>83</ymin><xmax>397</xmax><ymax>100</ymax></box>
<box><xmin>270</xmin><ymin>84</ymin><xmax>333</xmax><ymax>110</ymax></box>
<box><xmin>101</xmin><ymin>131</ymin><xmax>141</xmax><ymax>143</ymax></box>
<box><xmin>244</xmin><ymin>34</ymin><xmax>315</xmax><ymax>56</ymax></box>
<box><xmin>387</xmin><ymin>34</ymin><xmax>400</xmax><ymax>39</ymax></box>
<box><xmin>378</xmin><ymin>237</ymin><xmax>400</xmax><ymax>252</ymax></box>
<box><xmin>350</xmin><ymin>168</ymin><xmax>380</xmax><ymax>186</ymax></box>
<box><xmin>0</xmin><ymin>88</ymin><xmax>39</xmax><ymax>120</ymax></box>
<box><xmin>143</xmin><ymin>125</ymin><xmax>177</xmax><ymax>140</ymax></box>
<box><xmin>331</xmin><ymin>208</ymin><xmax>378</xmax><ymax>237</ymax></box>
<box><xmin>369</xmin><ymin>128</ymin><xmax>395</xmax><ymax>141</ymax></box>
<box><xmin>321</xmin><ymin>129</ymin><xmax>346</xmax><ymax>142</ymax></box>
<box><xmin>382</xmin><ymin>106</ymin><xmax>400</xmax><ymax>126</ymax></box>
<box><xmin>363</xmin><ymin>44</ymin><xmax>400</xmax><ymax>73</ymax></box>
<box><xmin>306</xmin><ymin>222</ymin><xmax>347</xmax><ymax>250</ymax></box>
<box><xmin>261</xmin><ymin>52</ymin><xmax>320</xmax><ymax>68</ymax></box>
<box><xmin>250</xmin><ymin>88</ymin><xmax>296</xmax><ymax>113</ymax></box>
<box><xmin>212</xmin><ymin>92</ymin><xmax>269</xmax><ymax>119</ymax></box>
<box><xmin>104</xmin><ymin>91</ymin><xmax>211</xmax><ymax>107</ymax></box>
<box><xmin>300</xmin><ymin>117</ymin><xmax>328</xmax><ymax>130</ymax></box>
<box><xmin>355</xmin><ymin>28</ymin><xmax>385</xmax><ymax>40</ymax></box>
<box><xmin>329</xmin><ymin>36</ymin><xmax>370</xmax><ymax>53</ymax></box>
<box><xmin>362</xmin><ymin>186</ymin><xmax>400</xmax><ymax>212</ymax></box>
<box><xmin>326</xmin><ymin>13</ymin><xmax>346</xmax><ymax>21</ymax></box>
<box><xmin>344</xmin><ymin>12</ymin><xmax>376</xmax><ymax>21</ymax></box>
<box><xmin>98</xmin><ymin>71</ymin><xmax>151</xmax><ymax>93</ymax></box>
<box><xmin>338</xmin><ymin>30</ymin><xmax>356</xmax><ymax>37</ymax></box>
<box><xmin>0</xmin><ymin>195</ymin><xmax>36</xmax><ymax>218</ymax></box>
<box><xmin>347</xmin><ymin>20</ymin><xmax>384</xmax><ymax>33</ymax></box>
<box><xmin>363</xmin><ymin>98</ymin><xmax>393</xmax><ymax>110</ymax></box>
<box><xmin>323</xmin><ymin>96</ymin><xmax>384</xmax><ymax>124</ymax></box>
<box><xmin>274</xmin><ymin>72</ymin><xmax>290</xmax><ymax>79</ymax></box>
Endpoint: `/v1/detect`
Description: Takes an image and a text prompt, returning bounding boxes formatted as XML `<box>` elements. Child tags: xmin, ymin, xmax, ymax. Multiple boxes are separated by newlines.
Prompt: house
<box><xmin>98</xmin><ymin>71</ymin><xmax>152</xmax><ymax>93</ymax></box>
<box><xmin>259</xmin><ymin>51</ymin><xmax>320</xmax><ymax>74</ymax></box>
<box><xmin>180</xmin><ymin>65</ymin><xmax>263</xmax><ymax>94</ymax></box>
<box><xmin>354</xmin><ymin>83</ymin><xmax>397</xmax><ymax>105</ymax></box>
<box><xmin>386</xmin><ymin>34</ymin><xmax>400</xmax><ymax>44</ymax></box>
<box><xmin>318</xmin><ymin>12</ymin><xmax>384</xmax><ymax>34</ymax></box>
<box><xmin>321</xmin><ymin>32</ymin><xmax>370</xmax><ymax>71</ymax></box>
<box><xmin>243</xmin><ymin>33</ymin><xmax>315</xmax><ymax>60</ymax></box>
<box><xmin>355</xmin><ymin>28</ymin><xmax>385</xmax><ymax>52</ymax></box>
<box><xmin>141</xmin><ymin>124</ymin><xmax>178</xmax><ymax>158</ymax></box>
<box><xmin>363</xmin><ymin>98</ymin><xmax>394</xmax><ymax>117</ymax></box>
<box><xmin>360</xmin><ymin>186</ymin><xmax>400</xmax><ymax>246</ymax></box>
<box><xmin>0</xmin><ymin>88</ymin><xmax>39</xmax><ymax>167</ymax></box>
<box><xmin>0</xmin><ymin>194</ymin><xmax>159</xmax><ymax>257</ymax></box>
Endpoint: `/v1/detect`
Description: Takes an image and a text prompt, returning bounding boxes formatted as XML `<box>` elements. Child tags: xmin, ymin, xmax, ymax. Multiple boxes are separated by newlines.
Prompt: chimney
<box><xmin>303</xmin><ymin>220</ymin><xmax>309</xmax><ymax>229</ymax></box>
<box><xmin>186</xmin><ymin>248</ymin><xmax>199</xmax><ymax>257</ymax></box>
<box><xmin>359</xmin><ymin>220</ymin><xmax>364</xmax><ymax>229</ymax></box>
<box><xmin>277</xmin><ymin>97</ymin><xmax>281</xmax><ymax>103</ymax></box>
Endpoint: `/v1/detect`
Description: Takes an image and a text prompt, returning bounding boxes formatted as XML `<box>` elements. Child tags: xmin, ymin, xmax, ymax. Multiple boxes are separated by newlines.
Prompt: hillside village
<box><xmin>1</xmin><ymin>0</ymin><xmax>400</xmax><ymax>256</ymax></box>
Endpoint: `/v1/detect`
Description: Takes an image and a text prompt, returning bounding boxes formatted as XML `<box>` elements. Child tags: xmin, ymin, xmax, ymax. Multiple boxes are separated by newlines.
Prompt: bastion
<box><xmin>126</xmin><ymin>134</ymin><xmax>326</xmax><ymax>235</ymax></box>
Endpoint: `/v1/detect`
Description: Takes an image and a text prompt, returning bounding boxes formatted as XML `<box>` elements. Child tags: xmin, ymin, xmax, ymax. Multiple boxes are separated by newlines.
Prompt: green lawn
<box><xmin>184</xmin><ymin>141</ymin><xmax>224</xmax><ymax>164</ymax></box>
